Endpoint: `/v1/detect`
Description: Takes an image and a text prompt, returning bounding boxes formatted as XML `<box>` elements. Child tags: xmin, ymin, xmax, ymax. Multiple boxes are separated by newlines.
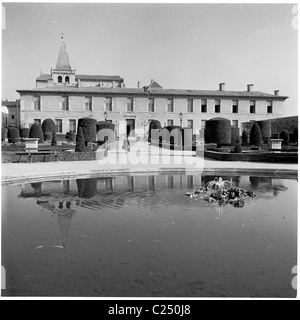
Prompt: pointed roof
<box><xmin>55</xmin><ymin>35</ymin><xmax>72</xmax><ymax>71</ymax></box>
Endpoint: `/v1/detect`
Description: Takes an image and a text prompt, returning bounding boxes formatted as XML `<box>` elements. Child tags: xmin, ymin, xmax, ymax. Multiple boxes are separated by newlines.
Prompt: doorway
<box><xmin>126</xmin><ymin>119</ymin><xmax>135</xmax><ymax>137</ymax></box>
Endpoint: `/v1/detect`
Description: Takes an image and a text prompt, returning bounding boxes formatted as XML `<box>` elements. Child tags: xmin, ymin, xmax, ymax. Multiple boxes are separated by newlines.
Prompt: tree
<box><xmin>242</xmin><ymin>130</ymin><xmax>249</xmax><ymax>144</ymax></box>
<box><xmin>29</xmin><ymin>123</ymin><xmax>44</xmax><ymax>144</ymax></box>
<box><xmin>7</xmin><ymin>127</ymin><xmax>20</xmax><ymax>143</ymax></box>
<box><xmin>250</xmin><ymin>122</ymin><xmax>262</xmax><ymax>147</ymax></box>
<box><xmin>51</xmin><ymin>130</ymin><xmax>57</xmax><ymax>146</ymax></box>
<box><xmin>75</xmin><ymin>127</ymin><xmax>85</xmax><ymax>152</ymax></box>
<box><xmin>279</xmin><ymin>130</ymin><xmax>290</xmax><ymax>145</ymax></box>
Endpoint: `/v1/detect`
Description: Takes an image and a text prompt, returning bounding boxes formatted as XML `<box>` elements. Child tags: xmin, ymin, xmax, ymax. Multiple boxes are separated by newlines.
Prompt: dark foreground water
<box><xmin>2</xmin><ymin>174</ymin><xmax>297</xmax><ymax>297</ymax></box>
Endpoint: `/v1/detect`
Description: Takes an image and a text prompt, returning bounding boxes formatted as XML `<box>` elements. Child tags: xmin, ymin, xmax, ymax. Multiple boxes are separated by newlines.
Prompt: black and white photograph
<box><xmin>1</xmin><ymin>1</ymin><xmax>298</xmax><ymax>303</ymax></box>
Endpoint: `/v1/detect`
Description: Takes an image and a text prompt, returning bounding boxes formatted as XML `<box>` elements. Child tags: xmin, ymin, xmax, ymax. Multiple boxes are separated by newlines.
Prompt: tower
<box><xmin>51</xmin><ymin>34</ymin><xmax>76</xmax><ymax>86</ymax></box>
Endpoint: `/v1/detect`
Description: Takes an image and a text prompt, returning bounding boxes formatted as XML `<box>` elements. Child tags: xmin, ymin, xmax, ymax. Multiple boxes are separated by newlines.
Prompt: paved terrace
<box><xmin>1</xmin><ymin>141</ymin><xmax>298</xmax><ymax>184</ymax></box>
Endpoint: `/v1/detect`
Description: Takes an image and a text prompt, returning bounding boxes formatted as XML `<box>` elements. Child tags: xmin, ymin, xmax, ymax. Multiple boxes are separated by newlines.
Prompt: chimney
<box><xmin>137</xmin><ymin>81</ymin><xmax>140</xmax><ymax>88</ymax></box>
<box><xmin>274</xmin><ymin>90</ymin><xmax>280</xmax><ymax>96</ymax></box>
<box><xmin>219</xmin><ymin>83</ymin><xmax>225</xmax><ymax>91</ymax></box>
<box><xmin>247</xmin><ymin>84</ymin><xmax>254</xmax><ymax>92</ymax></box>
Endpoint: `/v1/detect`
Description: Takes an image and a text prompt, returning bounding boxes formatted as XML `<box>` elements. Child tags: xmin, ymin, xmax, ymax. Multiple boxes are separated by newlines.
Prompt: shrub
<box><xmin>66</xmin><ymin>131</ymin><xmax>76</xmax><ymax>142</ymax></box>
<box><xmin>257</xmin><ymin>120</ymin><xmax>271</xmax><ymax>142</ymax></box>
<box><xmin>19</xmin><ymin>128</ymin><xmax>30</xmax><ymax>138</ymax></box>
<box><xmin>44</xmin><ymin>132</ymin><xmax>52</xmax><ymax>141</ymax></box>
<box><xmin>250</xmin><ymin>122</ymin><xmax>262</xmax><ymax>147</ymax></box>
<box><xmin>75</xmin><ymin>127</ymin><xmax>85</xmax><ymax>152</ymax></box>
<box><xmin>231</xmin><ymin>127</ymin><xmax>240</xmax><ymax>146</ymax></box>
<box><xmin>233</xmin><ymin>140</ymin><xmax>242</xmax><ymax>153</ymax></box>
<box><xmin>7</xmin><ymin>127</ymin><xmax>20</xmax><ymax>143</ymax></box>
<box><xmin>205</xmin><ymin>118</ymin><xmax>231</xmax><ymax>145</ymax></box>
<box><xmin>2</xmin><ymin>127</ymin><xmax>8</xmax><ymax>142</ymax></box>
<box><xmin>279</xmin><ymin>130</ymin><xmax>290</xmax><ymax>145</ymax></box>
<box><xmin>29</xmin><ymin>123</ymin><xmax>44</xmax><ymax>144</ymax></box>
<box><xmin>148</xmin><ymin>120</ymin><xmax>162</xmax><ymax>143</ymax></box>
<box><xmin>42</xmin><ymin>119</ymin><xmax>56</xmax><ymax>137</ymax></box>
<box><xmin>291</xmin><ymin>127</ymin><xmax>298</xmax><ymax>144</ymax></box>
<box><xmin>242</xmin><ymin>130</ymin><xmax>249</xmax><ymax>143</ymax></box>
<box><xmin>51</xmin><ymin>130</ymin><xmax>57</xmax><ymax>146</ymax></box>
<box><xmin>78</xmin><ymin>118</ymin><xmax>97</xmax><ymax>144</ymax></box>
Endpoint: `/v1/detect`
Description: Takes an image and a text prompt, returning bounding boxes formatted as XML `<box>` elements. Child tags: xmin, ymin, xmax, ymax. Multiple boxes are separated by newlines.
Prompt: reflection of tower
<box><xmin>37</xmin><ymin>200</ymin><xmax>76</xmax><ymax>247</ymax></box>
<box><xmin>148</xmin><ymin>176</ymin><xmax>155</xmax><ymax>191</ymax></box>
<box><xmin>127</xmin><ymin>176</ymin><xmax>135</xmax><ymax>190</ymax></box>
<box><xmin>77</xmin><ymin>178</ymin><xmax>97</xmax><ymax>198</ymax></box>
<box><xmin>105</xmin><ymin>178</ymin><xmax>114</xmax><ymax>191</ymax></box>
<box><xmin>167</xmin><ymin>175</ymin><xmax>174</xmax><ymax>189</ymax></box>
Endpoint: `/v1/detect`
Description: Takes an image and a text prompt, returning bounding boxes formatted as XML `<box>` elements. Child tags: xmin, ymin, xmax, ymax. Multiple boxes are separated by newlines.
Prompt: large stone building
<box><xmin>12</xmin><ymin>36</ymin><xmax>287</xmax><ymax>138</ymax></box>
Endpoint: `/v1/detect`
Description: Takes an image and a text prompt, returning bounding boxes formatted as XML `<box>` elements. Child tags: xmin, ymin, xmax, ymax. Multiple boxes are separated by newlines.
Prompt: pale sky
<box><xmin>1</xmin><ymin>2</ymin><xmax>298</xmax><ymax>116</ymax></box>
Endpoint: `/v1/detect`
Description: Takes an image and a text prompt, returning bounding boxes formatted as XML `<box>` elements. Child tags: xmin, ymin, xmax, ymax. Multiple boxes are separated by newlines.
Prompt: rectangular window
<box><xmin>148</xmin><ymin>98</ymin><xmax>155</xmax><ymax>112</ymax></box>
<box><xmin>167</xmin><ymin>99</ymin><xmax>174</xmax><ymax>112</ymax></box>
<box><xmin>55</xmin><ymin>119</ymin><xmax>63</xmax><ymax>133</ymax></box>
<box><xmin>84</xmin><ymin>97</ymin><xmax>93</xmax><ymax>111</ymax></box>
<box><xmin>187</xmin><ymin>99</ymin><xmax>193</xmax><ymax>113</ymax></box>
<box><xmin>34</xmin><ymin>119</ymin><xmax>41</xmax><ymax>125</ymax></box>
<box><xmin>201</xmin><ymin>99</ymin><xmax>207</xmax><ymax>113</ymax></box>
<box><xmin>215</xmin><ymin>100</ymin><xmax>221</xmax><ymax>113</ymax></box>
<box><xmin>250</xmin><ymin>100</ymin><xmax>256</xmax><ymax>114</ymax></box>
<box><xmin>232</xmin><ymin>120</ymin><xmax>239</xmax><ymax>128</ymax></box>
<box><xmin>33</xmin><ymin>96</ymin><xmax>41</xmax><ymax>111</ymax></box>
<box><xmin>69</xmin><ymin>120</ymin><xmax>76</xmax><ymax>132</ymax></box>
<box><xmin>62</xmin><ymin>96</ymin><xmax>69</xmax><ymax>111</ymax></box>
<box><xmin>127</xmin><ymin>98</ymin><xmax>134</xmax><ymax>112</ymax></box>
<box><xmin>167</xmin><ymin>119</ymin><xmax>174</xmax><ymax>126</ymax></box>
<box><xmin>187</xmin><ymin>120</ymin><xmax>193</xmax><ymax>131</ymax></box>
<box><xmin>232</xmin><ymin>100</ymin><xmax>238</xmax><ymax>114</ymax></box>
<box><xmin>11</xmin><ymin>115</ymin><xmax>15</xmax><ymax>120</ymax></box>
<box><xmin>201</xmin><ymin>120</ymin><xmax>206</xmax><ymax>129</ymax></box>
<box><xmin>104</xmin><ymin>97</ymin><xmax>112</xmax><ymax>112</ymax></box>
<box><xmin>267</xmin><ymin>101</ymin><xmax>273</xmax><ymax>114</ymax></box>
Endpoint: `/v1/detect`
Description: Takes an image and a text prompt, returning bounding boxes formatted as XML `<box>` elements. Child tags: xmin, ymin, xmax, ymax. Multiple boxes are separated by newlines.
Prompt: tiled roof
<box><xmin>76</xmin><ymin>75</ymin><xmax>123</xmax><ymax>82</ymax></box>
<box><xmin>36</xmin><ymin>74</ymin><xmax>52</xmax><ymax>81</ymax></box>
<box><xmin>17</xmin><ymin>86</ymin><xmax>288</xmax><ymax>99</ymax></box>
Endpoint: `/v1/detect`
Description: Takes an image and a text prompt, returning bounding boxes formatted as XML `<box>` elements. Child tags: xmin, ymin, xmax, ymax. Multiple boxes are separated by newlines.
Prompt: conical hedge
<box><xmin>77</xmin><ymin>118</ymin><xmax>97</xmax><ymax>144</ymax></box>
<box><xmin>7</xmin><ymin>127</ymin><xmax>20</xmax><ymax>143</ymax></box>
<box><xmin>250</xmin><ymin>122</ymin><xmax>262</xmax><ymax>147</ymax></box>
<box><xmin>29</xmin><ymin>123</ymin><xmax>44</xmax><ymax>143</ymax></box>
<box><xmin>42</xmin><ymin>119</ymin><xmax>56</xmax><ymax>140</ymax></box>
<box><xmin>75</xmin><ymin>127</ymin><xmax>85</xmax><ymax>152</ymax></box>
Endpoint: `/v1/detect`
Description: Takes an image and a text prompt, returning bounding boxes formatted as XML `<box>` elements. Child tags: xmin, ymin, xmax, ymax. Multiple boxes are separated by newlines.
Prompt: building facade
<box><xmin>13</xmin><ymin>37</ymin><xmax>287</xmax><ymax>138</ymax></box>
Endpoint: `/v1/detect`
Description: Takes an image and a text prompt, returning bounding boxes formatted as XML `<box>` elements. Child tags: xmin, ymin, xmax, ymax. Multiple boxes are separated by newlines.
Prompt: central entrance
<box><xmin>126</xmin><ymin>119</ymin><xmax>135</xmax><ymax>137</ymax></box>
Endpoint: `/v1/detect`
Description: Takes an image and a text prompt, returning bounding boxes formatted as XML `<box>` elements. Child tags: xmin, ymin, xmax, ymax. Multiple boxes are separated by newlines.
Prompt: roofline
<box><xmin>16</xmin><ymin>88</ymin><xmax>289</xmax><ymax>100</ymax></box>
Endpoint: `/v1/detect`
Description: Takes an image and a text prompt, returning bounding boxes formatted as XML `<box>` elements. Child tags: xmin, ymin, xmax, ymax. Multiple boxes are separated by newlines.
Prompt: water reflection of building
<box><xmin>20</xmin><ymin>174</ymin><xmax>291</xmax><ymax>212</ymax></box>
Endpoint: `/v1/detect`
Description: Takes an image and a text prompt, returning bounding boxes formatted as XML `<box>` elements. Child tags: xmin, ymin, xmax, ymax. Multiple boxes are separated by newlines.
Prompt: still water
<box><xmin>2</xmin><ymin>174</ymin><xmax>297</xmax><ymax>297</ymax></box>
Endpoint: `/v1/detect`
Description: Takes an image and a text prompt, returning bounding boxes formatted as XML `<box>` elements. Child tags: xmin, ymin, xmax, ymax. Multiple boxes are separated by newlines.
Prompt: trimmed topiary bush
<box><xmin>19</xmin><ymin>128</ymin><xmax>30</xmax><ymax>138</ymax></box>
<box><xmin>66</xmin><ymin>131</ymin><xmax>76</xmax><ymax>142</ymax></box>
<box><xmin>7</xmin><ymin>127</ymin><xmax>20</xmax><ymax>143</ymax></box>
<box><xmin>242</xmin><ymin>130</ymin><xmax>249</xmax><ymax>144</ymax></box>
<box><xmin>96</xmin><ymin>121</ymin><xmax>115</xmax><ymax>133</ymax></box>
<box><xmin>51</xmin><ymin>130</ymin><xmax>57</xmax><ymax>146</ymax></box>
<box><xmin>148</xmin><ymin>120</ymin><xmax>162</xmax><ymax>143</ymax></box>
<box><xmin>78</xmin><ymin>118</ymin><xmax>97</xmax><ymax>144</ymax></box>
<box><xmin>233</xmin><ymin>138</ymin><xmax>242</xmax><ymax>153</ymax></box>
<box><xmin>279</xmin><ymin>130</ymin><xmax>290</xmax><ymax>145</ymax></box>
<box><xmin>75</xmin><ymin>127</ymin><xmax>85</xmax><ymax>152</ymax></box>
<box><xmin>257</xmin><ymin>120</ymin><xmax>271</xmax><ymax>142</ymax></box>
<box><xmin>205</xmin><ymin>117</ymin><xmax>231</xmax><ymax>146</ymax></box>
<box><xmin>2</xmin><ymin>127</ymin><xmax>8</xmax><ymax>142</ymax></box>
<box><xmin>42</xmin><ymin>119</ymin><xmax>56</xmax><ymax>140</ymax></box>
<box><xmin>250</xmin><ymin>122</ymin><xmax>262</xmax><ymax>147</ymax></box>
<box><xmin>29</xmin><ymin>123</ymin><xmax>44</xmax><ymax>144</ymax></box>
<box><xmin>231</xmin><ymin>127</ymin><xmax>240</xmax><ymax>146</ymax></box>
<box><xmin>44</xmin><ymin>132</ymin><xmax>52</xmax><ymax>141</ymax></box>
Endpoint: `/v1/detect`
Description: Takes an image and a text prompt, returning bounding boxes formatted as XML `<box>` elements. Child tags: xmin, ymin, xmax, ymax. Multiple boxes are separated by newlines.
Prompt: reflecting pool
<box><xmin>1</xmin><ymin>174</ymin><xmax>298</xmax><ymax>297</ymax></box>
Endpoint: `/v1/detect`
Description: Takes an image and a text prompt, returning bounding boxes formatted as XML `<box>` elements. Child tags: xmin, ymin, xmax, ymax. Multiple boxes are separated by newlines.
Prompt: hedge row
<box><xmin>2</xmin><ymin>150</ymin><xmax>106</xmax><ymax>163</ymax></box>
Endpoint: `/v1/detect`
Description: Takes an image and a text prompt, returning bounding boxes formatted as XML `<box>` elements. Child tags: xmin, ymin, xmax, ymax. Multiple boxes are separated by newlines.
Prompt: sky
<box><xmin>1</xmin><ymin>2</ymin><xmax>298</xmax><ymax>116</ymax></box>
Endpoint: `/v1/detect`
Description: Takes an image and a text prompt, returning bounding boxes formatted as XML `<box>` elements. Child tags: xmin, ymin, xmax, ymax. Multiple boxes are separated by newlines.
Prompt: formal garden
<box><xmin>1</xmin><ymin>117</ymin><xmax>112</xmax><ymax>163</ymax></box>
<box><xmin>148</xmin><ymin>117</ymin><xmax>298</xmax><ymax>163</ymax></box>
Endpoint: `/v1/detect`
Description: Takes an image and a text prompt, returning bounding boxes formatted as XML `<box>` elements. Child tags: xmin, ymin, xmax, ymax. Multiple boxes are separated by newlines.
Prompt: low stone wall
<box><xmin>2</xmin><ymin>150</ymin><xmax>106</xmax><ymax>163</ymax></box>
<box><xmin>201</xmin><ymin>150</ymin><xmax>298</xmax><ymax>163</ymax></box>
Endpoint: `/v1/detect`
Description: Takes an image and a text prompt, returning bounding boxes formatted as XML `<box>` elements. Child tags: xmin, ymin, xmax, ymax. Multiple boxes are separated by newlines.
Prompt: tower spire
<box><xmin>55</xmin><ymin>34</ymin><xmax>72</xmax><ymax>70</ymax></box>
